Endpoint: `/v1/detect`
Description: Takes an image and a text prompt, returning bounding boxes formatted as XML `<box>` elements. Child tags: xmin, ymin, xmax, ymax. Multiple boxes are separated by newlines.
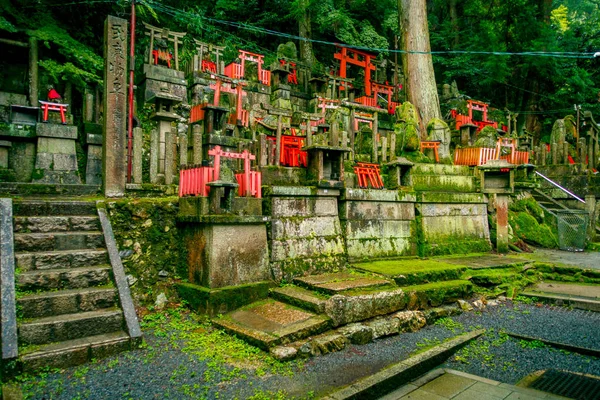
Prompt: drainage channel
<box><xmin>528</xmin><ymin>369</ymin><xmax>600</xmax><ymax>400</ymax></box>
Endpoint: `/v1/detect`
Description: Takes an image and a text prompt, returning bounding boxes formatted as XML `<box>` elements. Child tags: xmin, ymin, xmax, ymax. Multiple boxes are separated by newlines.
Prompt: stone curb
<box><xmin>520</xmin><ymin>291</ymin><xmax>600</xmax><ymax>312</ymax></box>
<box><xmin>0</xmin><ymin>198</ymin><xmax>18</xmax><ymax>361</ymax></box>
<box><xmin>321</xmin><ymin>329</ymin><xmax>485</xmax><ymax>400</ymax></box>
<box><xmin>97</xmin><ymin>206</ymin><xmax>142</xmax><ymax>342</ymax></box>
<box><xmin>506</xmin><ymin>332</ymin><xmax>600</xmax><ymax>358</ymax></box>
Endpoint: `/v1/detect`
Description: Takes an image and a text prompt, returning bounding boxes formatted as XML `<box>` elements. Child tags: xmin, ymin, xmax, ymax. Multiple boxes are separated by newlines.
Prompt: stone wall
<box><xmin>340</xmin><ymin>189</ymin><xmax>417</xmax><ymax>260</ymax></box>
<box><xmin>265</xmin><ymin>186</ymin><xmax>347</xmax><ymax>281</ymax></box>
<box><xmin>416</xmin><ymin>192</ymin><xmax>491</xmax><ymax>256</ymax></box>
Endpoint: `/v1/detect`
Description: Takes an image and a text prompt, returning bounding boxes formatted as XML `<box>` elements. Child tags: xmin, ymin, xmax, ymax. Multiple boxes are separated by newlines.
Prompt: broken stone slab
<box><xmin>336</xmin><ymin>323</ymin><xmax>373</xmax><ymax>345</ymax></box>
<box><xmin>312</xmin><ymin>333</ymin><xmax>349</xmax><ymax>355</ymax></box>
<box><xmin>269</xmin><ymin>345</ymin><xmax>297</xmax><ymax>361</ymax></box>
<box><xmin>422</xmin><ymin>305</ymin><xmax>462</xmax><ymax>325</ymax></box>
<box><xmin>392</xmin><ymin>310</ymin><xmax>426</xmax><ymax>333</ymax></box>
<box><xmin>324</xmin><ymin>288</ymin><xmax>406</xmax><ymax>327</ymax></box>
<box><xmin>365</xmin><ymin>316</ymin><xmax>400</xmax><ymax>340</ymax></box>
<box><xmin>472</xmin><ymin>299</ymin><xmax>486</xmax><ymax>309</ymax></box>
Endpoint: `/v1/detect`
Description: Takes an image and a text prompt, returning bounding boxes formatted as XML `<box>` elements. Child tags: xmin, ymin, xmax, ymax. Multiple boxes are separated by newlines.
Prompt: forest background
<box><xmin>1</xmin><ymin>0</ymin><xmax>599</xmax><ymax>140</ymax></box>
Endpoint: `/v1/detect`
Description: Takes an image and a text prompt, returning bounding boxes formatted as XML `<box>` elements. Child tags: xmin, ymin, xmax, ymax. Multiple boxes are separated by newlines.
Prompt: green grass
<box><xmin>354</xmin><ymin>259</ymin><xmax>467</xmax><ymax>276</ymax></box>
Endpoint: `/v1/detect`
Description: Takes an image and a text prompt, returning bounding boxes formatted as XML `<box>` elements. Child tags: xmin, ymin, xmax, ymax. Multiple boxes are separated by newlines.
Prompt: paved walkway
<box><xmin>512</xmin><ymin>248</ymin><xmax>600</xmax><ymax>270</ymax></box>
<box><xmin>530</xmin><ymin>282</ymin><xmax>600</xmax><ymax>299</ymax></box>
<box><xmin>381</xmin><ymin>369</ymin><xmax>568</xmax><ymax>400</ymax></box>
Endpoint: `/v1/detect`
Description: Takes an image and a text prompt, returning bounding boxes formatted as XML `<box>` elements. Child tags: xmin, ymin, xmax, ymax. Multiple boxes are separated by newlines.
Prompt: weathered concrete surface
<box><xmin>185</xmin><ymin>224</ymin><xmax>270</xmax><ymax>288</ymax></box>
<box><xmin>33</xmin><ymin>127</ymin><xmax>81</xmax><ymax>184</ymax></box>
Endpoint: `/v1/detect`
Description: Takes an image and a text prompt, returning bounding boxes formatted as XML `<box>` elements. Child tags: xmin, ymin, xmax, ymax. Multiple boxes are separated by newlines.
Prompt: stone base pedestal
<box><xmin>33</xmin><ymin>123</ymin><xmax>81</xmax><ymax>184</ymax></box>
<box><xmin>184</xmin><ymin>222</ymin><xmax>270</xmax><ymax>289</ymax></box>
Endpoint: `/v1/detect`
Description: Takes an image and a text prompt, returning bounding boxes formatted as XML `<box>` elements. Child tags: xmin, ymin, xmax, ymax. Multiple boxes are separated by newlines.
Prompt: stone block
<box><xmin>270</xmin><ymin>236</ymin><xmax>346</xmax><ymax>262</ymax></box>
<box><xmin>35</xmin><ymin>123</ymin><xmax>78</xmax><ymax>139</ymax></box>
<box><xmin>341</xmin><ymin>201</ymin><xmax>415</xmax><ymax>220</ymax></box>
<box><xmin>392</xmin><ymin>310</ymin><xmax>426</xmax><ymax>332</ymax></box>
<box><xmin>86</xmin><ymin>133</ymin><xmax>103</xmax><ymax>145</ymax></box>
<box><xmin>412</xmin><ymin>175</ymin><xmax>476</xmax><ymax>193</ymax></box>
<box><xmin>186</xmin><ymin>224</ymin><xmax>270</xmax><ymax>288</ymax></box>
<box><xmin>418</xmin><ymin>203</ymin><xmax>487</xmax><ymax>218</ymax></box>
<box><xmin>34</xmin><ymin>153</ymin><xmax>53</xmax><ymax>169</ymax></box>
<box><xmin>53</xmin><ymin>154</ymin><xmax>77</xmax><ymax>171</ymax></box>
<box><xmin>344</xmin><ymin>220</ymin><xmax>412</xmax><ymax>239</ymax></box>
<box><xmin>271</xmin><ymin>216</ymin><xmax>341</xmax><ymax>239</ymax></box>
<box><xmin>8</xmin><ymin>142</ymin><xmax>35</xmax><ymax>181</ymax></box>
<box><xmin>421</xmin><ymin>215</ymin><xmax>490</xmax><ymax>240</ymax></box>
<box><xmin>342</xmin><ymin>188</ymin><xmax>416</xmax><ymax>202</ymax></box>
<box><xmin>346</xmin><ymin>237</ymin><xmax>416</xmax><ymax>260</ymax></box>
<box><xmin>365</xmin><ymin>316</ymin><xmax>401</xmax><ymax>339</ymax></box>
<box><xmin>270</xmin><ymin>197</ymin><xmax>338</xmax><ymax>217</ymax></box>
<box><xmin>324</xmin><ymin>288</ymin><xmax>407</xmax><ymax>327</ymax></box>
<box><xmin>0</xmin><ymin>146</ymin><xmax>9</xmax><ymax>169</ymax></box>
<box><xmin>337</xmin><ymin>323</ymin><xmax>373</xmax><ymax>345</ymax></box>
<box><xmin>37</xmin><ymin>137</ymin><xmax>76</xmax><ymax>154</ymax></box>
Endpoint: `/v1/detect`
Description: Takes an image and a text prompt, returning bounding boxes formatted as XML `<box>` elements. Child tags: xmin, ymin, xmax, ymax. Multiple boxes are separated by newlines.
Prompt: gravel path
<box><xmin>16</xmin><ymin>301</ymin><xmax>600</xmax><ymax>400</ymax></box>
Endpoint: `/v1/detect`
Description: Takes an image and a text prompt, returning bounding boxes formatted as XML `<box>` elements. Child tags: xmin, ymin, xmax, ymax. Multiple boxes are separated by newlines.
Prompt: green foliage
<box><xmin>0</xmin><ymin>15</ymin><xmax>17</xmax><ymax>32</ymax></box>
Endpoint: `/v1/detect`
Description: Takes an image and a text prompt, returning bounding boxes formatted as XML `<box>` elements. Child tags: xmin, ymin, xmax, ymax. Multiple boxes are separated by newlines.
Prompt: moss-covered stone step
<box><xmin>534</xmin><ymin>262</ymin><xmax>600</xmax><ymax>284</ymax></box>
<box><xmin>14</xmin><ymin>216</ymin><xmax>101</xmax><ymax>233</ymax></box>
<box><xmin>17</xmin><ymin>287</ymin><xmax>118</xmax><ymax>319</ymax></box>
<box><xmin>353</xmin><ymin>259</ymin><xmax>467</xmax><ymax>286</ymax></box>
<box><xmin>462</xmin><ymin>268</ymin><xmax>521</xmax><ymax>287</ymax></box>
<box><xmin>14</xmin><ymin>231</ymin><xmax>105</xmax><ymax>252</ymax></box>
<box><xmin>17</xmin><ymin>266</ymin><xmax>113</xmax><ymax>292</ymax></box>
<box><xmin>402</xmin><ymin>280</ymin><xmax>473</xmax><ymax>309</ymax></box>
<box><xmin>20</xmin><ymin>330</ymin><xmax>132</xmax><ymax>373</ymax></box>
<box><xmin>19</xmin><ymin>308</ymin><xmax>124</xmax><ymax>345</ymax></box>
<box><xmin>13</xmin><ymin>200</ymin><xmax>98</xmax><ymax>216</ymax></box>
<box><xmin>438</xmin><ymin>255</ymin><xmax>529</xmax><ymax>269</ymax></box>
<box><xmin>293</xmin><ymin>271</ymin><xmax>392</xmax><ymax>294</ymax></box>
<box><xmin>15</xmin><ymin>249</ymin><xmax>109</xmax><ymax>271</ymax></box>
<box><xmin>212</xmin><ymin>300</ymin><xmax>331</xmax><ymax>350</ymax></box>
<box><xmin>270</xmin><ymin>285</ymin><xmax>329</xmax><ymax>314</ymax></box>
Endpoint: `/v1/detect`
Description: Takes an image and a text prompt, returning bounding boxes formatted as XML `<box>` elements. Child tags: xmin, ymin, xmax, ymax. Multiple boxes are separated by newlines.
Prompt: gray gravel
<box><xmin>16</xmin><ymin>301</ymin><xmax>600</xmax><ymax>399</ymax></box>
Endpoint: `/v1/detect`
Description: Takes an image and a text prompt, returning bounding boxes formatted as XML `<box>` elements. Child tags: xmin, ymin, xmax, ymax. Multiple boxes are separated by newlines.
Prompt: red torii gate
<box><xmin>334</xmin><ymin>46</ymin><xmax>377</xmax><ymax>96</ymax></box>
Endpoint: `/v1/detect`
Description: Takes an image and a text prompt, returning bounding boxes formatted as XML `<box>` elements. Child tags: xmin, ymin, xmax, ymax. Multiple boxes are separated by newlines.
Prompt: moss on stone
<box><xmin>509</xmin><ymin>211</ymin><xmax>558</xmax><ymax>248</ymax></box>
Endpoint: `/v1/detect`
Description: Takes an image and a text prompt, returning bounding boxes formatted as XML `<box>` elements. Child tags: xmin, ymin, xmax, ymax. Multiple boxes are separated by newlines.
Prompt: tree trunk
<box><xmin>449</xmin><ymin>0</ymin><xmax>459</xmax><ymax>49</ymax></box>
<box><xmin>298</xmin><ymin>0</ymin><xmax>314</xmax><ymax>67</ymax></box>
<box><xmin>399</xmin><ymin>0</ymin><xmax>441</xmax><ymax>136</ymax></box>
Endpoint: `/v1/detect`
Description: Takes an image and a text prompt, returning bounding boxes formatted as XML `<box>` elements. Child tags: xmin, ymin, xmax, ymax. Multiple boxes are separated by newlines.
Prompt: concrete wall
<box><xmin>340</xmin><ymin>189</ymin><xmax>417</xmax><ymax>260</ymax></box>
<box><xmin>266</xmin><ymin>186</ymin><xmax>347</xmax><ymax>281</ymax></box>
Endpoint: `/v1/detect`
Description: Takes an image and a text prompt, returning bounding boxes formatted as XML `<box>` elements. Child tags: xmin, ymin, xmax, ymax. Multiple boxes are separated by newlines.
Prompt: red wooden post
<box><xmin>214</xmin><ymin>78</ymin><xmax>222</xmax><ymax>106</ymax></box>
<box><xmin>243</xmin><ymin>149</ymin><xmax>251</xmax><ymax>197</ymax></box>
<box><xmin>236</xmin><ymin>84</ymin><xmax>243</xmax><ymax>124</ymax></box>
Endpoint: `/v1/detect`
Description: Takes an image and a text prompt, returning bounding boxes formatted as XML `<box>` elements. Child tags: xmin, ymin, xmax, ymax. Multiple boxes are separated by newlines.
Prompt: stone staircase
<box><xmin>213</xmin><ymin>255</ymin><xmax>529</xmax><ymax>359</ymax></box>
<box><xmin>10</xmin><ymin>200</ymin><xmax>140</xmax><ymax>372</ymax></box>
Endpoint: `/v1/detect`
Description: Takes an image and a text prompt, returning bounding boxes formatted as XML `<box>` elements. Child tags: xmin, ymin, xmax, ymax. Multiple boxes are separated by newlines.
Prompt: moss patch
<box><xmin>509</xmin><ymin>211</ymin><xmax>558</xmax><ymax>248</ymax></box>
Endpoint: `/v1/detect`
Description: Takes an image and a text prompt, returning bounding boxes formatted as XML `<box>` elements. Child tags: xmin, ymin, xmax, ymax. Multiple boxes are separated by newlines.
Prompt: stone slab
<box><xmin>342</xmin><ymin>188</ymin><xmax>416</xmax><ymax>202</ymax></box>
<box><xmin>412</xmin><ymin>175</ymin><xmax>476</xmax><ymax>193</ymax></box>
<box><xmin>0</xmin><ymin>198</ymin><xmax>18</xmax><ymax>359</ymax></box>
<box><xmin>418</xmin><ymin>203</ymin><xmax>487</xmax><ymax>218</ymax></box>
<box><xmin>35</xmin><ymin>123</ymin><xmax>78</xmax><ymax>139</ymax></box>
<box><xmin>268</xmin><ymin>186</ymin><xmax>340</xmax><ymax>197</ymax></box>
<box><xmin>346</xmin><ymin>237</ymin><xmax>416</xmax><ymax>260</ymax></box>
<box><xmin>411</xmin><ymin>163</ymin><xmax>473</xmax><ymax>176</ymax></box>
<box><xmin>213</xmin><ymin>300</ymin><xmax>330</xmax><ymax>349</ymax></box>
<box><xmin>270</xmin><ymin>286</ymin><xmax>328</xmax><ymax>314</ymax></box>
<box><xmin>270</xmin><ymin>197</ymin><xmax>338</xmax><ymax>217</ymax></box>
<box><xmin>294</xmin><ymin>272</ymin><xmax>391</xmax><ymax>294</ymax></box>
<box><xmin>421</xmin><ymin>215</ymin><xmax>490</xmax><ymax>241</ymax></box>
<box><xmin>417</xmin><ymin>192</ymin><xmax>487</xmax><ymax>204</ymax></box>
<box><xmin>272</xmin><ymin>216</ymin><xmax>341</xmax><ymax>239</ymax></box>
<box><xmin>344</xmin><ymin>220</ymin><xmax>413</xmax><ymax>239</ymax></box>
<box><xmin>341</xmin><ymin>201</ymin><xmax>415</xmax><ymax>221</ymax></box>
<box><xmin>98</xmin><ymin>208</ymin><xmax>142</xmax><ymax>340</ymax></box>
<box><xmin>270</xmin><ymin>236</ymin><xmax>346</xmax><ymax>262</ymax></box>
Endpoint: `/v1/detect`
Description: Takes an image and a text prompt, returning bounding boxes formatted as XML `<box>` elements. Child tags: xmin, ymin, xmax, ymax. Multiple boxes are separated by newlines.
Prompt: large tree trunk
<box><xmin>399</xmin><ymin>0</ymin><xmax>441</xmax><ymax>136</ymax></box>
<box><xmin>449</xmin><ymin>0</ymin><xmax>459</xmax><ymax>49</ymax></box>
<box><xmin>298</xmin><ymin>0</ymin><xmax>314</xmax><ymax>67</ymax></box>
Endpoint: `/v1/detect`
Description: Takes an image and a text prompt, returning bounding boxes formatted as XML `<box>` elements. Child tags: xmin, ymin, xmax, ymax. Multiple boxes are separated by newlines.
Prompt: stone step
<box><xmin>15</xmin><ymin>249</ymin><xmax>109</xmax><ymax>271</ymax></box>
<box><xmin>353</xmin><ymin>259</ymin><xmax>468</xmax><ymax>286</ymax></box>
<box><xmin>270</xmin><ymin>286</ymin><xmax>329</xmax><ymax>314</ymax></box>
<box><xmin>19</xmin><ymin>309</ymin><xmax>124</xmax><ymax>345</ymax></box>
<box><xmin>402</xmin><ymin>280</ymin><xmax>473</xmax><ymax>309</ymax></box>
<box><xmin>17</xmin><ymin>266</ymin><xmax>112</xmax><ymax>292</ymax></box>
<box><xmin>17</xmin><ymin>287</ymin><xmax>118</xmax><ymax>319</ymax></box>
<box><xmin>213</xmin><ymin>300</ymin><xmax>331</xmax><ymax>350</ymax></box>
<box><xmin>14</xmin><ymin>216</ymin><xmax>101</xmax><ymax>234</ymax></box>
<box><xmin>13</xmin><ymin>200</ymin><xmax>97</xmax><ymax>217</ymax></box>
<box><xmin>14</xmin><ymin>231</ymin><xmax>105</xmax><ymax>252</ymax></box>
<box><xmin>293</xmin><ymin>272</ymin><xmax>392</xmax><ymax>294</ymax></box>
<box><xmin>20</xmin><ymin>331</ymin><xmax>132</xmax><ymax>372</ymax></box>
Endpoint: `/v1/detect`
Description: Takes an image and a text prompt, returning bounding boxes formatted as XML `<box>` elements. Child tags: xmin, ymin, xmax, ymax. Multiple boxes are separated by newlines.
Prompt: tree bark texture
<box><xmin>399</xmin><ymin>0</ymin><xmax>441</xmax><ymax>136</ymax></box>
<box><xmin>298</xmin><ymin>0</ymin><xmax>314</xmax><ymax>67</ymax></box>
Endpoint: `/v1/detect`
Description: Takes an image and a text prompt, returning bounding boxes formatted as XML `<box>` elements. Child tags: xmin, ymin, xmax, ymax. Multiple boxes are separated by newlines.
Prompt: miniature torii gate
<box><xmin>143</xmin><ymin>22</ymin><xmax>185</xmax><ymax>71</ymax></box>
<box><xmin>209</xmin><ymin>78</ymin><xmax>248</xmax><ymax>126</ymax></box>
<box><xmin>190</xmin><ymin>39</ymin><xmax>225</xmax><ymax>75</ymax></box>
<box><xmin>333</xmin><ymin>46</ymin><xmax>377</xmax><ymax>96</ymax></box>
<box><xmin>224</xmin><ymin>50</ymin><xmax>271</xmax><ymax>86</ymax></box>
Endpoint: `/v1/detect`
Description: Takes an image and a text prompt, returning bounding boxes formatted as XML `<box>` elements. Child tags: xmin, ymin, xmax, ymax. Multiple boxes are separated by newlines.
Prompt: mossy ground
<box><xmin>353</xmin><ymin>259</ymin><xmax>467</xmax><ymax>276</ymax></box>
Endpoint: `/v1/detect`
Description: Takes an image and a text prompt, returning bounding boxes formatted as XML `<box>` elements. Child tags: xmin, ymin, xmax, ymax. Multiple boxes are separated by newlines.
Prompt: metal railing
<box><xmin>535</xmin><ymin>171</ymin><xmax>586</xmax><ymax>203</ymax></box>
